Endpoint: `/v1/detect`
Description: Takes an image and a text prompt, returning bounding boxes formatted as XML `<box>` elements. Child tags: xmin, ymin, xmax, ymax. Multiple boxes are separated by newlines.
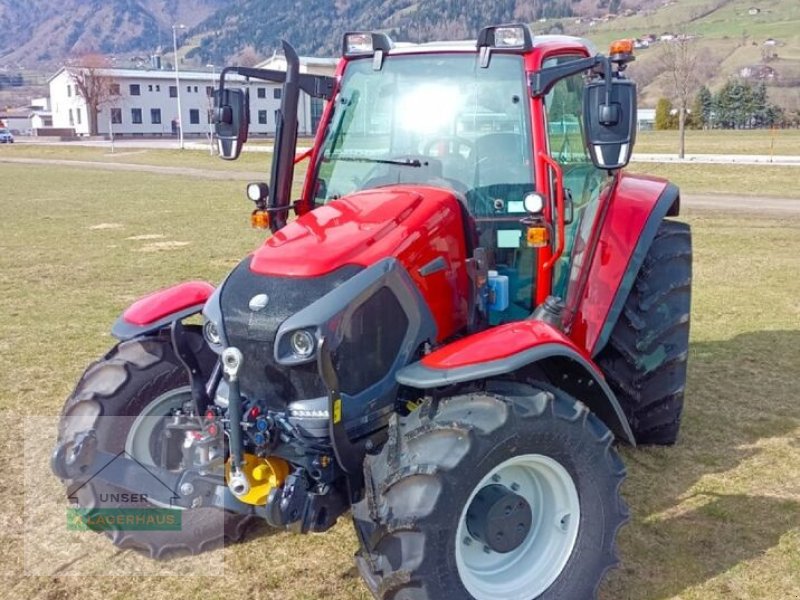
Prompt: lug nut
<box><xmin>483</xmin><ymin>545</ymin><xmax>492</xmax><ymax>554</ymax></box>
<box><xmin>463</xmin><ymin>537</ymin><xmax>472</xmax><ymax>546</ymax></box>
<box><xmin>180</xmin><ymin>483</ymin><xmax>194</xmax><ymax>496</ymax></box>
<box><xmin>491</xmin><ymin>474</ymin><xmax>501</xmax><ymax>483</ymax></box>
<box><xmin>510</xmin><ymin>482</ymin><xmax>520</xmax><ymax>492</ymax></box>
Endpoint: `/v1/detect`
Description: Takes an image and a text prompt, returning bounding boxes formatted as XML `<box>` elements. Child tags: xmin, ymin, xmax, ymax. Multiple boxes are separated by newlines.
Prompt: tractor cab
<box><xmin>313</xmin><ymin>41</ymin><xmax>537</xmax><ymax>321</ymax></box>
<box><xmin>212</xmin><ymin>25</ymin><xmax>638</xmax><ymax>327</ymax></box>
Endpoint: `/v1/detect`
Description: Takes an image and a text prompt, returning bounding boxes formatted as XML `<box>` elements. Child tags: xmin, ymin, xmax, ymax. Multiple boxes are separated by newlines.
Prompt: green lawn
<box><xmin>0</xmin><ymin>160</ymin><xmax>798</xmax><ymax>599</ymax></box>
<box><xmin>634</xmin><ymin>129</ymin><xmax>800</xmax><ymax>157</ymax></box>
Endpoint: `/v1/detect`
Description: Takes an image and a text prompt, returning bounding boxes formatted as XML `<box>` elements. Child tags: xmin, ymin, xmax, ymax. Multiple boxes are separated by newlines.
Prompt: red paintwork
<box><xmin>292</xmin><ymin>40</ymin><xmax>664</xmax><ymax>355</ymax></box>
<box><xmin>122</xmin><ymin>281</ymin><xmax>214</xmax><ymax>326</ymax></box>
<box><xmin>525</xmin><ymin>42</ymin><xmax>592</xmax><ymax>306</ymax></box>
<box><xmin>251</xmin><ymin>186</ymin><xmax>471</xmax><ymax>342</ymax></box>
<box><xmin>538</xmin><ymin>152</ymin><xmax>566</xmax><ymax>270</ymax></box>
<box><xmin>421</xmin><ymin>319</ymin><xmax>591</xmax><ymax>369</ymax></box>
<box><xmin>568</xmin><ymin>173</ymin><xmax>669</xmax><ymax>354</ymax></box>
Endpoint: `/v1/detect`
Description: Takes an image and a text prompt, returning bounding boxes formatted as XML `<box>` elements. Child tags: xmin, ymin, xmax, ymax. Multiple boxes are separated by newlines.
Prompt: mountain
<box><xmin>0</xmin><ymin>0</ymin><xmax>218</xmax><ymax>66</ymax></box>
<box><xmin>0</xmin><ymin>0</ymin><xmax>797</xmax><ymax>113</ymax></box>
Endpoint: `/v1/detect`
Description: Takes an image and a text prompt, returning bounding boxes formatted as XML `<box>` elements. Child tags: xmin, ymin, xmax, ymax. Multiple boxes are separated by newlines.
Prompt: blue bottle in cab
<box><xmin>487</xmin><ymin>270</ymin><xmax>509</xmax><ymax>313</ymax></box>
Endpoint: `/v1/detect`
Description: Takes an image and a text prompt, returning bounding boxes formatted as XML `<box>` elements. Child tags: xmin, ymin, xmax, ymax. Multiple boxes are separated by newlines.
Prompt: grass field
<box><xmin>634</xmin><ymin>129</ymin><xmax>800</xmax><ymax>156</ymax></box>
<box><xmin>0</xmin><ymin>157</ymin><xmax>798</xmax><ymax>599</ymax></box>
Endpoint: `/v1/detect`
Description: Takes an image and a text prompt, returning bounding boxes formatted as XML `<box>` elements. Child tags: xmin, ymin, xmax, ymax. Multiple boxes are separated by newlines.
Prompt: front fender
<box><xmin>396</xmin><ymin>320</ymin><xmax>635</xmax><ymax>445</ymax></box>
<box><xmin>111</xmin><ymin>281</ymin><xmax>214</xmax><ymax>341</ymax></box>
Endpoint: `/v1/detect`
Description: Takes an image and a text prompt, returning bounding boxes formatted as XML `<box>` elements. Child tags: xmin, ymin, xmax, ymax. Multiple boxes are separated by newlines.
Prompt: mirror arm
<box><xmin>530</xmin><ymin>55</ymin><xmax>605</xmax><ymax>98</ymax></box>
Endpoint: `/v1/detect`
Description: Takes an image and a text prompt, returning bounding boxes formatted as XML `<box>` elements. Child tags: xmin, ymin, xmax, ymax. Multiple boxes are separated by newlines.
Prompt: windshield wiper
<box><xmin>331</xmin><ymin>156</ymin><xmax>425</xmax><ymax>167</ymax></box>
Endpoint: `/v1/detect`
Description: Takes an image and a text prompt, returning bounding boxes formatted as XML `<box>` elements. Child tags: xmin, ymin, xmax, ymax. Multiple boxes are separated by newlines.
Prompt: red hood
<box><xmin>249</xmin><ymin>186</ymin><xmax>462</xmax><ymax>277</ymax></box>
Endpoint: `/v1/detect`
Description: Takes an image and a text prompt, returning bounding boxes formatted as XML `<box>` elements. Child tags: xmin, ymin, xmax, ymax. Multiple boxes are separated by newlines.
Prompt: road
<box><xmin>2</xmin><ymin>155</ymin><xmax>799</xmax><ymax>215</ymax></box>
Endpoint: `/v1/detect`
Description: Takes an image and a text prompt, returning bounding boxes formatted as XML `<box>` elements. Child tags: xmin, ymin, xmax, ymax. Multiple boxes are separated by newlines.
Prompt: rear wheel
<box><xmin>596</xmin><ymin>219</ymin><xmax>692</xmax><ymax>445</ymax></box>
<box><xmin>352</xmin><ymin>384</ymin><xmax>627</xmax><ymax>599</ymax></box>
<box><xmin>57</xmin><ymin>334</ymin><xmax>255</xmax><ymax>557</ymax></box>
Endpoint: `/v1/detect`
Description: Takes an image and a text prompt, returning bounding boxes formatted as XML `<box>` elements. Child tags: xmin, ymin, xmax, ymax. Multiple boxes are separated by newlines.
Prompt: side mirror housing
<box><xmin>582</xmin><ymin>78</ymin><xmax>637</xmax><ymax>170</ymax></box>
<box><xmin>213</xmin><ymin>88</ymin><xmax>249</xmax><ymax>160</ymax></box>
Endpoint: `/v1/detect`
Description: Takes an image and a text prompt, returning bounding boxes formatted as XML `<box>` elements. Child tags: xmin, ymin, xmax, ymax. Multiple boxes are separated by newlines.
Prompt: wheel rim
<box><xmin>455</xmin><ymin>454</ymin><xmax>581</xmax><ymax>600</ymax></box>
<box><xmin>124</xmin><ymin>386</ymin><xmax>192</xmax><ymax>467</ymax></box>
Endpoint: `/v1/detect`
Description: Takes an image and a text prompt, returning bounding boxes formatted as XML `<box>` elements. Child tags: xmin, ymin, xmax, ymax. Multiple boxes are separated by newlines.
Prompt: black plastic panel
<box><xmin>334</xmin><ymin>286</ymin><xmax>409</xmax><ymax>395</ymax></box>
<box><xmin>219</xmin><ymin>259</ymin><xmax>362</xmax><ymax>406</ymax></box>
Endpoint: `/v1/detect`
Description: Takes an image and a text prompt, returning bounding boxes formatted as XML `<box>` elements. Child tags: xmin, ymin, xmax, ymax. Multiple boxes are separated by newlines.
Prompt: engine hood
<box><xmin>249</xmin><ymin>185</ymin><xmax>463</xmax><ymax>277</ymax></box>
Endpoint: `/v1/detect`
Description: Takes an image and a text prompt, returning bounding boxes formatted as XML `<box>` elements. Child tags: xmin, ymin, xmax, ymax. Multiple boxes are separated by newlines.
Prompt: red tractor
<box><xmin>53</xmin><ymin>25</ymin><xmax>691</xmax><ymax>599</ymax></box>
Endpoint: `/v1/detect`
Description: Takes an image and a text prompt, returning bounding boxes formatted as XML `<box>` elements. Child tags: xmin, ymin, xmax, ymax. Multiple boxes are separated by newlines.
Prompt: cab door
<box><xmin>541</xmin><ymin>56</ymin><xmax>612</xmax><ymax>306</ymax></box>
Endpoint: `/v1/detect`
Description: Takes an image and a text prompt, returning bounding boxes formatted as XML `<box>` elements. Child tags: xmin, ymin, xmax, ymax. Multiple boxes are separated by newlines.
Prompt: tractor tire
<box><xmin>57</xmin><ymin>334</ymin><xmax>256</xmax><ymax>557</ymax></box>
<box><xmin>352</xmin><ymin>384</ymin><xmax>627</xmax><ymax>600</ymax></box>
<box><xmin>596</xmin><ymin>219</ymin><xmax>692</xmax><ymax>445</ymax></box>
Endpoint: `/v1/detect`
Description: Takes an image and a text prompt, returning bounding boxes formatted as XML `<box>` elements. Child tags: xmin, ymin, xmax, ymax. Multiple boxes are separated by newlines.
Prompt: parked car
<box><xmin>0</xmin><ymin>128</ymin><xmax>14</xmax><ymax>143</ymax></box>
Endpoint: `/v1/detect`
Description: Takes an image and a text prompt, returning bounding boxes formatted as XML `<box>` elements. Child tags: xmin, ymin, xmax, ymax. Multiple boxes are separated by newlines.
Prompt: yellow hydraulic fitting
<box><xmin>225</xmin><ymin>453</ymin><xmax>290</xmax><ymax>505</ymax></box>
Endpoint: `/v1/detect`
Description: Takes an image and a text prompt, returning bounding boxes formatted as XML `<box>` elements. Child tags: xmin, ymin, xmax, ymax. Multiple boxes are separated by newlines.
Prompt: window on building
<box><xmin>206</xmin><ymin>86</ymin><xmax>213</xmax><ymax>97</ymax></box>
<box><xmin>67</xmin><ymin>85</ymin><xmax>72</xmax><ymax>97</ymax></box>
<box><xmin>169</xmin><ymin>85</ymin><xmax>177</xmax><ymax>98</ymax></box>
<box><xmin>258</xmin><ymin>110</ymin><xmax>268</xmax><ymax>125</ymax></box>
<box><xmin>111</xmin><ymin>108</ymin><xmax>122</xmax><ymax>124</ymax></box>
<box><xmin>187</xmin><ymin>85</ymin><xmax>192</xmax><ymax>93</ymax></box>
<box><xmin>151</xmin><ymin>108</ymin><xmax>162</xmax><ymax>124</ymax></box>
<box><xmin>274</xmin><ymin>88</ymin><xmax>282</xmax><ymax>100</ymax></box>
<box><xmin>130</xmin><ymin>84</ymin><xmax>141</xmax><ymax>96</ymax></box>
<box><xmin>110</xmin><ymin>83</ymin><xmax>120</xmax><ymax>96</ymax></box>
<box><xmin>189</xmin><ymin>109</ymin><xmax>200</xmax><ymax>124</ymax></box>
<box><xmin>68</xmin><ymin>109</ymin><xmax>74</xmax><ymax>126</ymax></box>
<box><xmin>156</xmin><ymin>84</ymin><xmax>160</xmax><ymax>92</ymax></box>
<box><xmin>193</xmin><ymin>86</ymin><xmax>198</xmax><ymax>93</ymax></box>
<box><xmin>148</xmin><ymin>84</ymin><xmax>153</xmax><ymax>92</ymax></box>
<box><xmin>131</xmin><ymin>108</ymin><xmax>143</xmax><ymax>124</ymax></box>
<box><xmin>75</xmin><ymin>108</ymin><xmax>81</xmax><ymax>125</ymax></box>
<box><xmin>257</xmin><ymin>87</ymin><xmax>266</xmax><ymax>99</ymax></box>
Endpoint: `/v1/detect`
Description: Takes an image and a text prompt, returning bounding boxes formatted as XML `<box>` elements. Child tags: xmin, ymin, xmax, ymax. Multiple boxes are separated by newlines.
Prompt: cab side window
<box><xmin>542</xmin><ymin>56</ymin><xmax>609</xmax><ymax>297</ymax></box>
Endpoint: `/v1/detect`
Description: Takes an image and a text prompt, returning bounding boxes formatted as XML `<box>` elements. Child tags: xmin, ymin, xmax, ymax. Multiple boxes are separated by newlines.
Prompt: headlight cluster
<box><xmin>289</xmin><ymin>329</ymin><xmax>316</xmax><ymax>359</ymax></box>
<box><xmin>203</xmin><ymin>320</ymin><xmax>222</xmax><ymax>345</ymax></box>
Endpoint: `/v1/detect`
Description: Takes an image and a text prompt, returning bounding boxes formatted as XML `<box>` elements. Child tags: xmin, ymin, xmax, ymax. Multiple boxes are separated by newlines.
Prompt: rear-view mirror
<box><xmin>582</xmin><ymin>78</ymin><xmax>637</xmax><ymax>170</ymax></box>
<box><xmin>213</xmin><ymin>88</ymin><xmax>249</xmax><ymax>160</ymax></box>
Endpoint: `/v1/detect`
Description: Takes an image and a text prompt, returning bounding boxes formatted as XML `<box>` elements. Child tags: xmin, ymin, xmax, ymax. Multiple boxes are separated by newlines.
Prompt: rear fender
<box><xmin>111</xmin><ymin>281</ymin><xmax>215</xmax><ymax>341</ymax></box>
<box><xmin>568</xmin><ymin>174</ymin><xmax>681</xmax><ymax>356</ymax></box>
<box><xmin>396</xmin><ymin>320</ymin><xmax>635</xmax><ymax>445</ymax></box>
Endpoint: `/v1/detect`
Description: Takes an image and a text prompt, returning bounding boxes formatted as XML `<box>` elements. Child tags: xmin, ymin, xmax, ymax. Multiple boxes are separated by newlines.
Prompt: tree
<box><xmin>658</xmin><ymin>36</ymin><xmax>700</xmax><ymax>157</ymax></box>
<box><xmin>692</xmin><ymin>85</ymin><xmax>713</xmax><ymax>129</ymax></box>
<box><xmin>655</xmin><ymin>97</ymin><xmax>676</xmax><ymax>130</ymax></box>
<box><xmin>70</xmin><ymin>54</ymin><xmax>119</xmax><ymax>136</ymax></box>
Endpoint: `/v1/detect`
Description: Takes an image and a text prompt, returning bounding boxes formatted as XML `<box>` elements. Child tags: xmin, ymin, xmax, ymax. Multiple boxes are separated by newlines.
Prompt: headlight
<box><xmin>289</xmin><ymin>330</ymin><xmax>316</xmax><ymax>359</ymax></box>
<box><xmin>203</xmin><ymin>319</ymin><xmax>222</xmax><ymax>346</ymax></box>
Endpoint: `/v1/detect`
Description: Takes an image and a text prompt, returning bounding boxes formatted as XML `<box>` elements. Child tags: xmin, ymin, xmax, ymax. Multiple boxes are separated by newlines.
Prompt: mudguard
<box><xmin>396</xmin><ymin>319</ymin><xmax>635</xmax><ymax>445</ymax></box>
<box><xmin>111</xmin><ymin>281</ymin><xmax>214</xmax><ymax>340</ymax></box>
<box><xmin>568</xmin><ymin>175</ymin><xmax>681</xmax><ymax>356</ymax></box>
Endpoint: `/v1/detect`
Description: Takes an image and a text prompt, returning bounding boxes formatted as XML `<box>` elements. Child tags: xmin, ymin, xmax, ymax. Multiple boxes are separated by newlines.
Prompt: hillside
<box><xmin>0</xmin><ymin>0</ymin><xmax>797</xmax><ymax>114</ymax></box>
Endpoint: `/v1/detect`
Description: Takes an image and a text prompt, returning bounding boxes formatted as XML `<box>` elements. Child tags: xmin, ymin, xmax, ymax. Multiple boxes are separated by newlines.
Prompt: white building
<box><xmin>48</xmin><ymin>57</ymin><xmax>337</xmax><ymax>138</ymax></box>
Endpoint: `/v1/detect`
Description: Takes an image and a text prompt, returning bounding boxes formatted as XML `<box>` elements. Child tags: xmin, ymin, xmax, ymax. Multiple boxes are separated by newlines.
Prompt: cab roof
<box><xmin>386</xmin><ymin>35</ymin><xmax>597</xmax><ymax>57</ymax></box>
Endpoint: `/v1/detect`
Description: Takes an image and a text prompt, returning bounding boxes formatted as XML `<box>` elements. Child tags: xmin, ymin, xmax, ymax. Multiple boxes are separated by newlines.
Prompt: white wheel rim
<box><xmin>455</xmin><ymin>454</ymin><xmax>580</xmax><ymax>600</ymax></box>
<box><xmin>124</xmin><ymin>386</ymin><xmax>192</xmax><ymax>467</ymax></box>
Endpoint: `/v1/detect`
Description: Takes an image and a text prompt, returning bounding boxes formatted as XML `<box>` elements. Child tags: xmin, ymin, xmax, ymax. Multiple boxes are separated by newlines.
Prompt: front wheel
<box><xmin>352</xmin><ymin>384</ymin><xmax>628</xmax><ymax>599</ymax></box>
<box><xmin>57</xmin><ymin>334</ymin><xmax>255</xmax><ymax>557</ymax></box>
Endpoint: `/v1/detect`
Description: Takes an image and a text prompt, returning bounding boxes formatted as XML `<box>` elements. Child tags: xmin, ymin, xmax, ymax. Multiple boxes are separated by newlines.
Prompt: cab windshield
<box><xmin>314</xmin><ymin>53</ymin><xmax>534</xmax><ymax>218</ymax></box>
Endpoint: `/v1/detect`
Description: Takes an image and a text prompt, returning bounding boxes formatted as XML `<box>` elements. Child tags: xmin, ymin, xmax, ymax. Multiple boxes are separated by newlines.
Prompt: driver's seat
<box><xmin>474</xmin><ymin>133</ymin><xmax>529</xmax><ymax>187</ymax></box>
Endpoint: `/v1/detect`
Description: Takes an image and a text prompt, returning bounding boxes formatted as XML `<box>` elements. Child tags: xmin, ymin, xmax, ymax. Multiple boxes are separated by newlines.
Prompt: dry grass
<box><xmin>0</xmin><ymin>158</ymin><xmax>798</xmax><ymax>599</ymax></box>
<box><xmin>635</xmin><ymin>129</ymin><xmax>800</xmax><ymax>157</ymax></box>
<box><xmin>628</xmin><ymin>162</ymin><xmax>800</xmax><ymax>197</ymax></box>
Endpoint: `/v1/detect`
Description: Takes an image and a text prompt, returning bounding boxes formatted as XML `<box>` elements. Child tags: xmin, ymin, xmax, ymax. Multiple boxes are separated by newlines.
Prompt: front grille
<box><xmin>220</xmin><ymin>258</ymin><xmax>361</xmax><ymax>407</ymax></box>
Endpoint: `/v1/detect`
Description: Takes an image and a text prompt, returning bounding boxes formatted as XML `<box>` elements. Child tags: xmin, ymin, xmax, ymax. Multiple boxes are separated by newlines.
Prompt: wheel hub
<box><xmin>466</xmin><ymin>484</ymin><xmax>533</xmax><ymax>553</ymax></box>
